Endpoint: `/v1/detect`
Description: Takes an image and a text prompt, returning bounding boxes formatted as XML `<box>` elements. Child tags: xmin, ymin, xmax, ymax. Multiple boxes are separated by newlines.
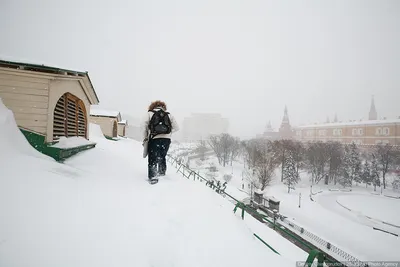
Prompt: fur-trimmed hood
<box><xmin>148</xmin><ymin>100</ymin><xmax>167</xmax><ymax>111</ymax></box>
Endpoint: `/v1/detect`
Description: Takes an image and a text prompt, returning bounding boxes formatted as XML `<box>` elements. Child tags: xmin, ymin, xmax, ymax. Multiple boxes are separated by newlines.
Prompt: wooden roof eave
<box><xmin>0</xmin><ymin>59</ymin><xmax>100</xmax><ymax>105</ymax></box>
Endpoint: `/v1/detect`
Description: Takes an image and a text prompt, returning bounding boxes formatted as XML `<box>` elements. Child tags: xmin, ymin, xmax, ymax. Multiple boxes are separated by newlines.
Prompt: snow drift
<box><xmin>0</xmin><ymin>98</ymin><xmax>51</xmax><ymax>160</ymax></box>
<box><xmin>0</xmin><ymin>107</ymin><xmax>299</xmax><ymax>267</ymax></box>
<box><xmin>89</xmin><ymin>122</ymin><xmax>105</xmax><ymax>140</ymax></box>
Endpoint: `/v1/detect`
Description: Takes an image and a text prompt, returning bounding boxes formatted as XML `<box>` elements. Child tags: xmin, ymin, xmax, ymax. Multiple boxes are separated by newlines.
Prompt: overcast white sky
<box><xmin>1</xmin><ymin>0</ymin><xmax>399</xmax><ymax>138</ymax></box>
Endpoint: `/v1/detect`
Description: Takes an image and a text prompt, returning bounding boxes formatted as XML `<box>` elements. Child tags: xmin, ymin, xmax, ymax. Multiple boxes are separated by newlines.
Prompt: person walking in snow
<box><xmin>141</xmin><ymin>100</ymin><xmax>179</xmax><ymax>183</ymax></box>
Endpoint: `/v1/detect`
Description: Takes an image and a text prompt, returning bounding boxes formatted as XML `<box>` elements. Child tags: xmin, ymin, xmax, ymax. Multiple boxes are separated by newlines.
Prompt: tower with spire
<box><xmin>326</xmin><ymin>116</ymin><xmax>330</xmax><ymax>123</ymax></box>
<box><xmin>369</xmin><ymin>95</ymin><xmax>377</xmax><ymax>120</ymax></box>
<box><xmin>265</xmin><ymin>120</ymin><xmax>273</xmax><ymax>133</ymax></box>
<box><xmin>279</xmin><ymin>106</ymin><xmax>293</xmax><ymax>139</ymax></box>
<box><xmin>259</xmin><ymin>120</ymin><xmax>279</xmax><ymax>140</ymax></box>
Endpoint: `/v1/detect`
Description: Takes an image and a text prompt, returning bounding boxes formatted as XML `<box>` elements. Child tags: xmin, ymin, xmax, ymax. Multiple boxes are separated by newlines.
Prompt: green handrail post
<box><xmin>305</xmin><ymin>249</ymin><xmax>325</xmax><ymax>267</ymax></box>
<box><xmin>253</xmin><ymin>233</ymin><xmax>280</xmax><ymax>255</ymax></box>
<box><xmin>233</xmin><ymin>202</ymin><xmax>245</xmax><ymax>220</ymax></box>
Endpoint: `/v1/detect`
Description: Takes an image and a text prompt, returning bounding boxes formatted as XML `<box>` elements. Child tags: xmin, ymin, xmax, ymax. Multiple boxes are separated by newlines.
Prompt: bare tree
<box><xmin>253</xmin><ymin>140</ymin><xmax>278</xmax><ymax>191</ymax></box>
<box><xmin>195</xmin><ymin>139</ymin><xmax>208</xmax><ymax>160</ymax></box>
<box><xmin>219</xmin><ymin>133</ymin><xmax>235</xmax><ymax>167</ymax></box>
<box><xmin>373</xmin><ymin>143</ymin><xmax>396</xmax><ymax>189</ymax></box>
<box><xmin>208</xmin><ymin>134</ymin><xmax>223</xmax><ymax>164</ymax></box>
<box><xmin>242</xmin><ymin>139</ymin><xmax>261</xmax><ymax>169</ymax></box>
<box><xmin>306</xmin><ymin>141</ymin><xmax>329</xmax><ymax>185</ymax></box>
<box><xmin>325</xmin><ymin>141</ymin><xmax>343</xmax><ymax>185</ymax></box>
<box><xmin>291</xmin><ymin>141</ymin><xmax>305</xmax><ymax>181</ymax></box>
<box><xmin>230</xmin><ymin>137</ymin><xmax>241</xmax><ymax>165</ymax></box>
<box><xmin>208</xmin><ymin>133</ymin><xmax>239</xmax><ymax>167</ymax></box>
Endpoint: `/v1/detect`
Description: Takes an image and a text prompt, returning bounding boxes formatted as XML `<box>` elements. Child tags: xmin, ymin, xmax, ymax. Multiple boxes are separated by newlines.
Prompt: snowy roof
<box><xmin>0</xmin><ymin>55</ymin><xmax>86</xmax><ymax>73</ymax></box>
<box><xmin>254</xmin><ymin>189</ymin><xmax>266</xmax><ymax>194</ymax></box>
<box><xmin>90</xmin><ymin>108</ymin><xmax>120</xmax><ymax>118</ymax></box>
<box><xmin>294</xmin><ymin>119</ymin><xmax>400</xmax><ymax>129</ymax></box>
<box><xmin>118</xmin><ymin>120</ymin><xmax>127</xmax><ymax>125</ymax></box>
<box><xmin>267</xmin><ymin>196</ymin><xmax>279</xmax><ymax>202</ymax></box>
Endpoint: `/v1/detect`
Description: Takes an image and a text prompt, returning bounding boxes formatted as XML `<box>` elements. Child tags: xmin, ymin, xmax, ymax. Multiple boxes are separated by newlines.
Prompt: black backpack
<box><xmin>148</xmin><ymin>109</ymin><xmax>172</xmax><ymax>137</ymax></box>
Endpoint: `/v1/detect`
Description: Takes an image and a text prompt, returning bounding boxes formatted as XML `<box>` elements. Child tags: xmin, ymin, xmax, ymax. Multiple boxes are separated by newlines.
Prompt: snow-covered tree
<box><xmin>361</xmin><ymin>160</ymin><xmax>372</xmax><ymax>188</ymax></box>
<box><xmin>370</xmin><ymin>154</ymin><xmax>380</xmax><ymax>191</ymax></box>
<box><xmin>271</xmin><ymin>139</ymin><xmax>297</xmax><ymax>182</ymax></box>
<box><xmin>282</xmin><ymin>150</ymin><xmax>300</xmax><ymax>193</ymax></box>
<box><xmin>340</xmin><ymin>143</ymin><xmax>361</xmax><ymax>187</ymax></box>
<box><xmin>392</xmin><ymin>177</ymin><xmax>400</xmax><ymax>191</ymax></box>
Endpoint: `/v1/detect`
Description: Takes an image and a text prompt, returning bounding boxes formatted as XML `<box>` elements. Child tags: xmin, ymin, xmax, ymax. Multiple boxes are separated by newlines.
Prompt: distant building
<box><xmin>293</xmin><ymin>96</ymin><xmax>400</xmax><ymax>145</ymax></box>
<box><xmin>279</xmin><ymin>105</ymin><xmax>294</xmax><ymax>139</ymax></box>
<box><xmin>256</xmin><ymin>106</ymin><xmax>294</xmax><ymax>141</ymax></box>
<box><xmin>293</xmin><ymin>119</ymin><xmax>400</xmax><ymax>146</ymax></box>
<box><xmin>369</xmin><ymin>95</ymin><xmax>378</xmax><ymax>120</ymax></box>
<box><xmin>256</xmin><ymin>121</ymin><xmax>279</xmax><ymax>140</ymax></box>
<box><xmin>117</xmin><ymin>120</ymin><xmax>128</xmax><ymax>137</ymax></box>
<box><xmin>89</xmin><ymin>108</ymin><xmax>122</xmax><ymax>138</ymax></box>
<box><xmin>182</xmin><ymin>113</ymin><xmax>229</xmax><ymax>141</ymax></box>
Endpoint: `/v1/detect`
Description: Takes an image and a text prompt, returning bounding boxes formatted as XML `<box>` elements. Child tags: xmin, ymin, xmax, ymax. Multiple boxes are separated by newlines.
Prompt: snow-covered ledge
<box><xmin>50</xmin><ymin>136</ymin><xmax>96</xmax><ymax>149</ymax></box>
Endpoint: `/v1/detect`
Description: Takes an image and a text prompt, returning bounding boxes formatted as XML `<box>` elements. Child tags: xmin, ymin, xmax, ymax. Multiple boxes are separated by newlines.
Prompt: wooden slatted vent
<box><xmin>53</xmin><ymin>93</ymin><xmax>87</xmax><ymax>141</ymax></box>
<box><xmin>113</xmin><ymin>121</ymin><xmax>118</xmax><ymax>137</ymax></box>
<box><xmin>78</xmin><ymin>105</ymin><xmax>86</xmax><ymax>137</ymax></box>
<box><xmin>53</xmin><ymin>94</ymin><xmax>66</xmax><ymax>140</ymax></box>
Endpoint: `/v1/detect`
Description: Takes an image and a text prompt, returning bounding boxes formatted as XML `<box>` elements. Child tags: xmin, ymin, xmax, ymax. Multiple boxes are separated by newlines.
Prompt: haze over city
<box><xmin>1</xmin><ymin>0</ymin><xmax>399</xmax><ymax>138</ymax></box>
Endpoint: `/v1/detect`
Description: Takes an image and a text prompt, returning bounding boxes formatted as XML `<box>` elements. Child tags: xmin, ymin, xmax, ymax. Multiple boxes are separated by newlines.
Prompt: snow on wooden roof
<box><xmin>295</xmin><ymin>118</ymin><xmax>400</xmax><ymax>129</ymax></box>
<box><xmin>90</xmin><ymin>108</ymin><xmax>120</xmax><ymax>118</ymax></box>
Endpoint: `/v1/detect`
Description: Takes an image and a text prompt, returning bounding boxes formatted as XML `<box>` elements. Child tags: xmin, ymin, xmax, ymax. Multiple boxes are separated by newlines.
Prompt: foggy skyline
<box><xmin>1</xmin><ymin>0</ymin><xmax>399</xmax><ymax>138</ymax></box>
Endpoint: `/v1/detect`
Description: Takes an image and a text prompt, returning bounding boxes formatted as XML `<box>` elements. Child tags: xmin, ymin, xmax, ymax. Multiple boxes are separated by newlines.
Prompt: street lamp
<box><xmin>299</xmin><ymin>193</ymin><xmax>301</xmax><ymax>208</ymax></box>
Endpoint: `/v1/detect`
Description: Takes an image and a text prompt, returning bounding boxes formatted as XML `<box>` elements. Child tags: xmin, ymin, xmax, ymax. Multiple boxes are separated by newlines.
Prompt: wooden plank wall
<box><xmin>0</xmin><ymin>71</ymin><xmax>50</xmax><ymax>135</ymax></box>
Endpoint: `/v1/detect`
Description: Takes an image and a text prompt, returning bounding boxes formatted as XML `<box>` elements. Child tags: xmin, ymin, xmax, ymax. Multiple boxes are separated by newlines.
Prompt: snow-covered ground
<box><xmin>336</xmin><ymin>194</ymin><xmax>400</xmax><ymax>226</ymax></box>
<box><xmin>0</xmin><ymin>101</ymin><xmax>304</xmax><ymax>267</ymax></box>
<box><xmin>269</xmin><ymin>185</ymin><xmax>400</xmax><ymax>261</ymax></box>
<box><xmin>173</xmin><ymin>143</ymin><xmax>400</xmax><ymax>262</ymax></box>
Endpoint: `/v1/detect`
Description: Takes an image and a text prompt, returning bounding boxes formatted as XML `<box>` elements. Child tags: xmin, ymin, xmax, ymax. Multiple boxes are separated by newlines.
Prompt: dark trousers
<box><xmin>148</xmin><ymin>138</ymin><xmax>171</xmax><ymax>179</ymax></box>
